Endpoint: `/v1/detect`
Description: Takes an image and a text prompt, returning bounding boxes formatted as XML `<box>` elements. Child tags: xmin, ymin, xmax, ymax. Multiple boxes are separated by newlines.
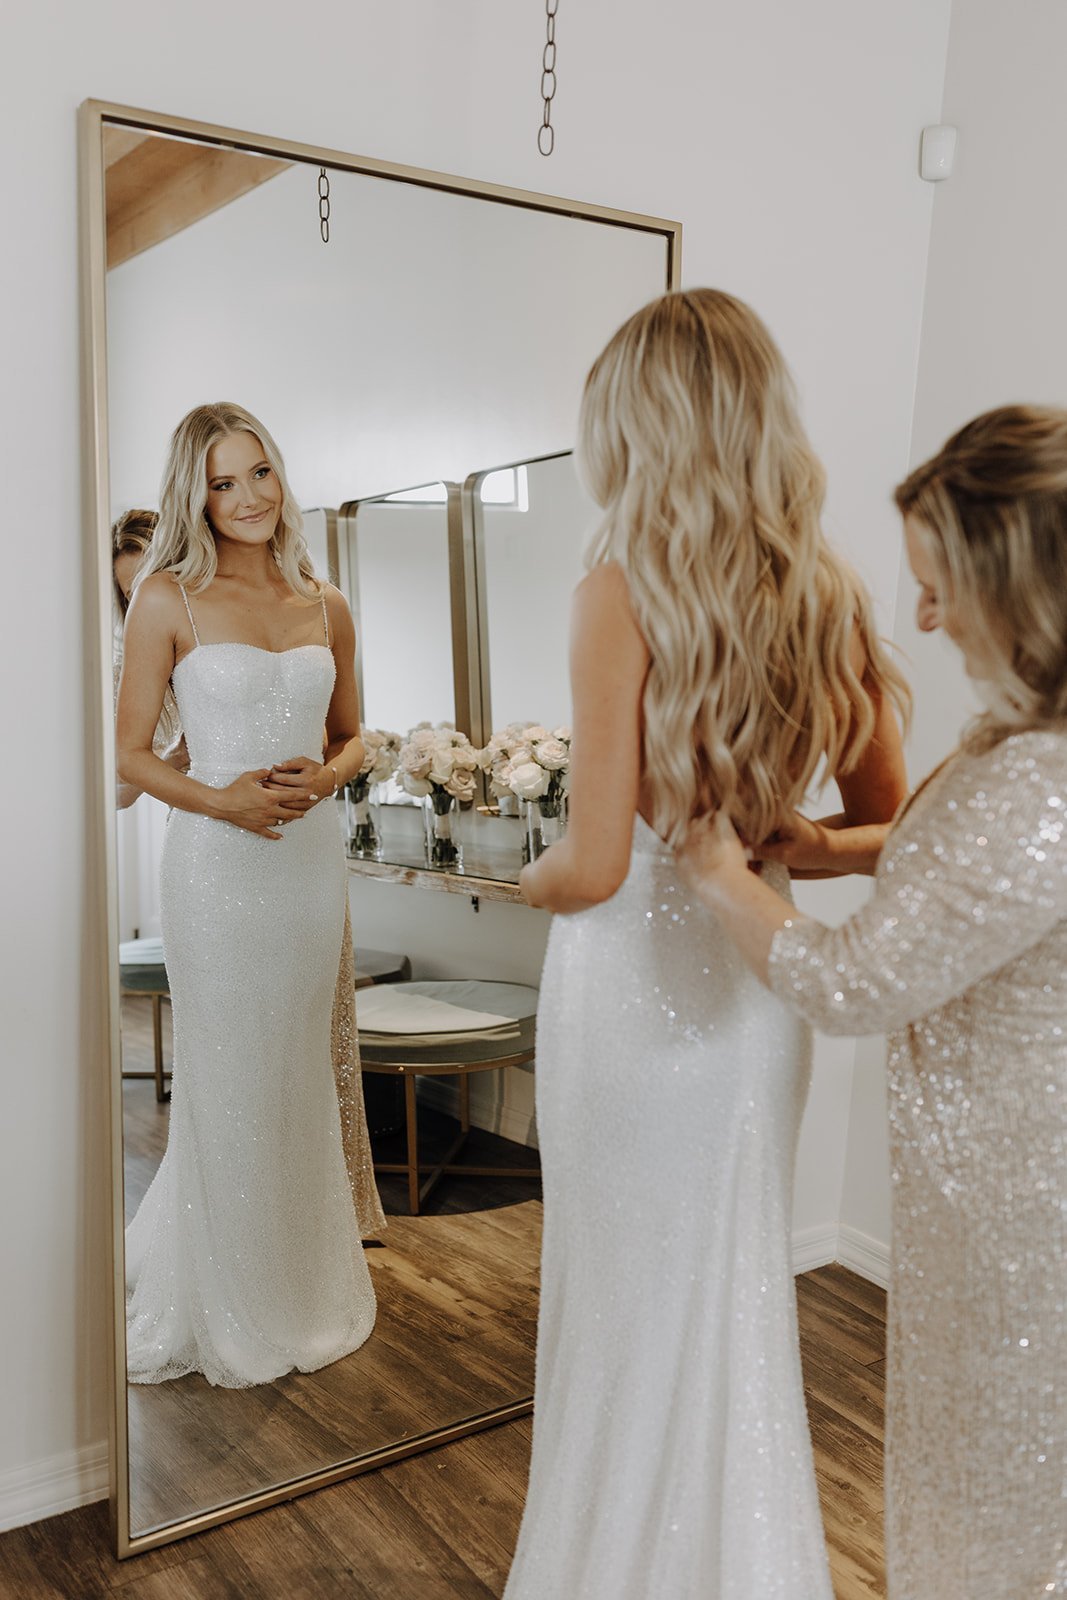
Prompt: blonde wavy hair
<box><xmin>112</xmin><ymin>507</ymin><xmax>181</xmax><ymax>751</ymax></box>
<box><xmin>896</xmin><ymin>404</ymin><xmax>1067</xmax><ymax>751</ymax></box>
<box><xmin>135</xmin><ymin>402</ymin><xmax>321</xmax><ymax>599</ymax></box>
<box><xmin>579</xmin><ymin>287</ymin><xmax>909</xmax><ymax>848</ymax></box>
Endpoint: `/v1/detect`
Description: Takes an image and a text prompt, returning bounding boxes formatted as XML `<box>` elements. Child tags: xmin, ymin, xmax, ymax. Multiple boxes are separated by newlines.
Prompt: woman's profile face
<box><xmin>204</xmin><ymin>430</ymin><xmax>283</xmax><ymax>547</ymax></box>
<box><xmin>113</xmin><ymin>548</ymin><xmax>142</xmax><ymax>602</ymax></box>
<box><xmin>903</xmin><ymin>514</ymin><xmax>989</xmax><ymax>678</ymax></box>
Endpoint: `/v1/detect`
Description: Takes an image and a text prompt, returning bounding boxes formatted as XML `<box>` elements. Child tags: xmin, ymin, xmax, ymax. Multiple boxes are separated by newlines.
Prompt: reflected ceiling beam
<box><xmin>104</xmin><ymin>128</ymin><xmax>290</xmax><ymax>269</ymax></box>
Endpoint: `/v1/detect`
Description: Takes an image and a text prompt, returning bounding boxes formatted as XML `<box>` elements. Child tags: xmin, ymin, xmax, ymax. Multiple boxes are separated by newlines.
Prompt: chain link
<box><xmin>538</xmin><ymin>0</ymin><xmax>558</xmax><ymax>156</ymax></box>
<box><xmin>318</xmin><ymin>167</ymin><xmax>331</xmax><ymax>244</ymax></box>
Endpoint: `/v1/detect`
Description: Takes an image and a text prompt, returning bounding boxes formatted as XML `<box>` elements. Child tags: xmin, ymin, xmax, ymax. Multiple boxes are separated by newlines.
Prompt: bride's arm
<box><xmin>754</xmin><ymin>629</ymin><xmax>908</xmax><ymax>878</ymax></box>
<box><xmin>520</xmin><ymin>563</ymin><xmax>649</xmax><ymax>914</ymax></box>
<box><xmin>321</xmin><ymin>589</ymin><xmax>365</xmax><ymax>786</ymax></box>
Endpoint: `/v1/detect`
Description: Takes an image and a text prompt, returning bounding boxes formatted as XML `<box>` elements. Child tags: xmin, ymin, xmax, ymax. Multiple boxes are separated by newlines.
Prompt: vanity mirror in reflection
<box><xmin>83</xmin><ymin>99</ymin><xmax>679</xmax><ymax>1555</ymax></box>
<box><xmin>472</xmin><ymin>453</ymin><xmax>596</xmax><ymax>738</ymax></box>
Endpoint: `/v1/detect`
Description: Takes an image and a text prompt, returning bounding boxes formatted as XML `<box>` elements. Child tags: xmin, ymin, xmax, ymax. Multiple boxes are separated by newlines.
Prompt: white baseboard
<box><xmin>790</xmin><ymin>1222</ymin><xmax>839</xmax><ymax>1276</ymax></box>
<box><xmin>790</xmin><ymin>1222</ymin><xmax>890</xmax><ymax>1286</ymax></box>
<box><xmin>0</xmin><ymin>1442</ymin><xmax>109</xmax><ymax>1534</ymax></box>
<box><xmin>417</xmin><ymin>1076</ymin><xmax>538</xmax><ymax>1151</ymax></box>
<box><xmin>835</xmin><ymin>1222</ymin><xmax>891</xmax><ymax>1289</ymax></box>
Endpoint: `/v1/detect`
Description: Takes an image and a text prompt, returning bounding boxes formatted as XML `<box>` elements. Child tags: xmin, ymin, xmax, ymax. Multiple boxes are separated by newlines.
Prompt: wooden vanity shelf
<box><xmin>346</xmin><ymin>853</ymin><xmax>526</xmax><ymax>905</ymax></box>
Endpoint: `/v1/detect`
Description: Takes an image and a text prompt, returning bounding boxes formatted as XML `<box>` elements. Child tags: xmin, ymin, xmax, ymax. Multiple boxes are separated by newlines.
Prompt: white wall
<box><xmin>105</xmin><ymin>162</ymin><xmax>668</xmax><ymax>508</ymax></box>
<box><xmin>1</xmin><ymin>0</ymin><xmax>954</xmax><ymax>1529</ymax></box>
<box><xmin>837</xmin><ymin>0</ymin><xmax>1067</xmax><ymax>1257</ymax></box>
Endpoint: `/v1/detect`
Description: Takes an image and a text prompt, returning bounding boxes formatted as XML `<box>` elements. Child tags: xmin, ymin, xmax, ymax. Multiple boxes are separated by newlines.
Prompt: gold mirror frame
<box><xmin>79</xmin><ymin>96</ymin><xmax>681</xmax><ymax>1558</ymax></box>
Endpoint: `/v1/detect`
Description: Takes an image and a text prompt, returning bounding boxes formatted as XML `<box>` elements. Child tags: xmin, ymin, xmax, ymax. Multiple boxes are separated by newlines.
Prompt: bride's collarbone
<box><xmin>181</xmin><ymin>584</ymin><xmax>329</xmax><ymax>656</ymax></box>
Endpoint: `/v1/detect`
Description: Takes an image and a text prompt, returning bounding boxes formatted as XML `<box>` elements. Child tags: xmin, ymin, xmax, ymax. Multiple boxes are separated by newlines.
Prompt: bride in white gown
<box><xmin>506</xmin><ymin>290</ymin><xmax>910</xmax><ymax>1598</ymax></box>
<box><xmin>116</xmin><ymin>402</ymin><xmax>376</xmax><ymax>1388</ymax></box>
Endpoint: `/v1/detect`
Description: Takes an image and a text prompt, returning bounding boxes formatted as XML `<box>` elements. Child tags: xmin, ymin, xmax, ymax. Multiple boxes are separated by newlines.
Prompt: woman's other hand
<box><xmin>262</xmin><ymin>755</ymin><xmax>333</xmax><ymax>810</ymax></box>
<box><xmin>678</xmin><ymin>810</ymin><xmax>751</xmax><ymax>893</ymax></box>
<box><xmin>217</xmin><ymin>769</ymin><xmax>308</xmax><ymax>839</ymax></box>
<box><xmin>750</xmin><ymin>811</ymin><xmax>833</xmax><ymax>872</ymax></box>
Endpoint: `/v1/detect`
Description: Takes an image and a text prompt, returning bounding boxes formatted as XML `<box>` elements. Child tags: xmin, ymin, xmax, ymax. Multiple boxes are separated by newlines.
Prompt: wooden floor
<box><xmin>0</xmin><ymin>1264</ymin><xmax>887</xmax><ymax>1600</ymax></box>
<box><xmin>119</xmin><ymin>999</ymin><xmax>542</xmax><ymax>1537</ymax></box>
<box><xmin>0</xmin><ymin>1000</ymin><xmax>888</xmax><ymax>1597</ymax></box>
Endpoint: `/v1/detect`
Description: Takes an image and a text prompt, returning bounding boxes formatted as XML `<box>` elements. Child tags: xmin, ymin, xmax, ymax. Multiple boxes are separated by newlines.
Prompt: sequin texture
<box><xmin>333</xmin><ymin>899</ymin><xmax>387</xmax><ymax>1237</ymax></box>
<box><xmin>125</xmin><ymin>640</ymin><xmax>377</xmax><ymax>1387</ymax></box>
<box><xmin>768</xmin><ymin>729</ymin><xmax>1067</xmax><ymax>1597</ymax></box>
<box><xmin>505</xmin><ymin>815</ymin><xmax>833</xmax><ymax>1599</ymax></box>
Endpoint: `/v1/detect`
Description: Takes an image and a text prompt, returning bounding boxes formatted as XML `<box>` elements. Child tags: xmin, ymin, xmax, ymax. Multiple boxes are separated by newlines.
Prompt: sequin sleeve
<box><xmin>767</xmin><ymin>730</ymin><xmax>1067</xmax><ymax>1036</ymax></box>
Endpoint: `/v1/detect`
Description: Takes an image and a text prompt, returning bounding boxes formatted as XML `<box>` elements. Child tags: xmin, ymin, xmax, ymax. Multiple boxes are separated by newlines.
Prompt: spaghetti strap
<box><xmin>177</xmin><ymin>583</ymin><xmax>201</xmax><ymax>647</ymax></box>
<box><xmin>320</xmin><ymin>590</ymin><xmax>330</xmax><ymax>648</ymax></box>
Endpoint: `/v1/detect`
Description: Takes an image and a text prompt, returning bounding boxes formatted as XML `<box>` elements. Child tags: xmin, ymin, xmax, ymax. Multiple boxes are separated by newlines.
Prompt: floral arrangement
<box><xmin>479</xmin><ymin>723</ymin><xmax>571</xmax><ymax>813</ymax></box>
<box><xmin>397</xmin><ymin>722</ymin><xmax>480</xmax><ymax>806</ymax></box>
<box><xmin>349</xmin><ymin>727</ymin><xmax>402</xmax><ymax>798</ymax></box>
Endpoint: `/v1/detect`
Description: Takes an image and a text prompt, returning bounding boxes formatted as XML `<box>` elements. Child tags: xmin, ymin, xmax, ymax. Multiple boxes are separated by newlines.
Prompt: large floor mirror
<box><xmin>80</xmin><ymin>100</ymin><xmax>680</xmax><ymax>1557</ymax></box>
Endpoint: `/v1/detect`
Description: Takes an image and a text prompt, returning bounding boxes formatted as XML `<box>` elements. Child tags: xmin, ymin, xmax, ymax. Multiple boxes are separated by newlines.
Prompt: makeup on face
<box><xmin>903</xmin><ymin>514</ymin><xmax>990</xmax><ymax>679</ymax></box>
<box><xmin>205</xmin><ymin>431</ymin><xmax>283</xmax><ymax>546</ymax></box>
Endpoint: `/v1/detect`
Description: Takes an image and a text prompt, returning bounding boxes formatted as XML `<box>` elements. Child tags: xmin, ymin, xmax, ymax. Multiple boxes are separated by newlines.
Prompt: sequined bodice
<box><xmin>171</xmin><ymin>644</ymin><xmax>336</xmax><ymax>778</ymax></box>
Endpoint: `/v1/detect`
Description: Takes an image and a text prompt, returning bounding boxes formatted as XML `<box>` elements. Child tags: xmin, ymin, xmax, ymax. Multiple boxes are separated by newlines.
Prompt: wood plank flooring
<box><xmin>118</xmin><ymin>998</ymin><xmax>541</xmax><ymax>1537</ymax></box>
<box><xmin>3</xmin><ymin>998</ymin><xmax>888</xmax><ymax>1597</ymax></box>
<box><xmin>0</xmin><ymin>1265</ymin><xmax>886</xmax><ymax>1600</ymax></box>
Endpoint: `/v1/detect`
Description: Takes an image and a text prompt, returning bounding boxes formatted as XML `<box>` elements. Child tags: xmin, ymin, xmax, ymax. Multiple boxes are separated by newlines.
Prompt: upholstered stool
<box><xmin>353</xmin><ymin>947</ymin><xmax>412</xmax><ymax>1136</ymax></box>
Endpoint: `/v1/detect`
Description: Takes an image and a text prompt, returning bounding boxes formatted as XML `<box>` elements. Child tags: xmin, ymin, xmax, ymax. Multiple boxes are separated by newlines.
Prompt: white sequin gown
<box><xmin>505</xmin><ymin>816</ymin><xmax>833</xmax><ymax>1600</ymax></box>
<box><xmin>125</xmin><ymin>596</ymin><xmax>376</xmax><ymax>1388</ymax></box>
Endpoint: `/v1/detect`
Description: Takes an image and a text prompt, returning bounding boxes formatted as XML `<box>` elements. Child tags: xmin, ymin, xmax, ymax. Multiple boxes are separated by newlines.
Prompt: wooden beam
<box><xmin>105</xmin><ymin>134</ymin><xmax>290</xmax><ymax>269</ymax></box>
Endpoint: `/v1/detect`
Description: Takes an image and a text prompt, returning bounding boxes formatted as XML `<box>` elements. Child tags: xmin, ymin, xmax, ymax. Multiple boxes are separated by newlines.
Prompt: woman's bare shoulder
<box><xmin>127</xmin><ymin>571</ymin><xmax>185</xmax><ymax>624</ymax></box>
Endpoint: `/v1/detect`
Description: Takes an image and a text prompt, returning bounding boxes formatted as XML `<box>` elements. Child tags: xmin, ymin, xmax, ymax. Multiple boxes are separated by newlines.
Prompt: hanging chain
<box><xmin>318</xmin><ymin>167</ymin><xmax>331</xmax><ymax>244</ymax></box>
<box><xmin>538</xmin><ymin>0</ymin><xmax>558</xmax><ymax>156</ymax></box>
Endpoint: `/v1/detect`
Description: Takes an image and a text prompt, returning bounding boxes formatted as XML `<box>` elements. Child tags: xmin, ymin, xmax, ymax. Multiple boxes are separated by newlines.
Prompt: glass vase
<box><xmin>344</xmin><ymin>778</ymin><xmax>382</xmax><ymax>860</ymax></box>
<box><xmin>423</xmin><ymin>790</ymin><xmax>461</xmax><ymax>869</ymax></box>
<box><xmin>526</xmin><ymin>792</ymin><xmax>566</xmax><ymax>862</ymax></box>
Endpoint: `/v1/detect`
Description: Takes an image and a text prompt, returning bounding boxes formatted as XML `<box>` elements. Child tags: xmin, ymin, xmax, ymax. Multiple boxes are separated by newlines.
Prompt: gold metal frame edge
<box><xmin>81</xmin><ymin>94</ymin><xmax>680</xmax><ymax>1561</ymax></box>
<box><xmin>83</xmin><ymin>98</ymin><xmax>683</xmax><ymax>247</ymax></box>
<box><xmin>117</xmin><ymin>1397</ymin><xmax>533</xmax><ymax>1559</ymax></box>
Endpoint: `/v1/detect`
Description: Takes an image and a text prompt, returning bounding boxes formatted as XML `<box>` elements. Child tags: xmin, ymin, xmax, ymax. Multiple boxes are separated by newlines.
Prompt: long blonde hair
<box><xmin>135</xmin><ymin>402</ymin><xmax>320</xmax><ymax>598</ymax></box>
<box><xmin>896</xmin><ymin>404</ymin><xmax>1067</xmax><ymax>751</ymax></box>
<box><xmin>579</xmin><ymin>288</ymin><xmax>909</xmax><ymax>847</ymax></box>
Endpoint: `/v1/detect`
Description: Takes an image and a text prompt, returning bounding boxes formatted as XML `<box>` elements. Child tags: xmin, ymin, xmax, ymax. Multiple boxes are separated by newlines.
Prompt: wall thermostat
<box><xmin>921</xmin><ymin>125</ymin><xmax>957</xmax><ymax>182</ymax></box>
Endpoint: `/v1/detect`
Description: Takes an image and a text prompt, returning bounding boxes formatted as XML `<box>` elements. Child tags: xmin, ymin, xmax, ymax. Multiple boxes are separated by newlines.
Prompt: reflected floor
<box><xmin>120</xmin><ymin>997</ymin><xmax>541</xmax><ymax>1540</ymax></box>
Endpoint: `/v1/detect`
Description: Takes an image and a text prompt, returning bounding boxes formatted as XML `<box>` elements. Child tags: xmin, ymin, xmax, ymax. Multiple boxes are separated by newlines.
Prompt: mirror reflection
<box><xmin>344</xmin><ymin>484</ymin><xmax>456</xmax><ymax>736</ymax></box>
<box><xmin>100</xmin><ymin>112</ymin><xmax>675</xmax><ymax>1544</ymax></box>
<box><xmin>476</xmin><ymin>452</ymin><xmax>596</xmax><ymax>735</ymax></box>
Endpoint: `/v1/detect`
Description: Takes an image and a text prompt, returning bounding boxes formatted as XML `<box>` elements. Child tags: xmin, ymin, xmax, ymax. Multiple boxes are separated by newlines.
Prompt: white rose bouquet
<box><xmin>480</xmin><ymin>723</ymin><xmax>572</xmax><ymax>817</ymax></box>
<box><xmin>400</xmin><ymin>722</ymin><xmax>479</xmax><ymax>867</ymax></box>
<box><xmin>344</xmin><ymin>727</ymin><xmax>401</xmax><ymax>859</ymax></box>
<box><xmin>397</xmin><ymin>722</ymin><xmax>480</xmax><ymax>806</ymax></box>
<box><xmin>350</xmin><ymin>728</ymin><xmax>402</xmax><ymax>797</ymax></box>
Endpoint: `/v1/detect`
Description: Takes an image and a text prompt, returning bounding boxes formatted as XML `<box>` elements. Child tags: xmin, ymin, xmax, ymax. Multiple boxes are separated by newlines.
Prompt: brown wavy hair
<box><xmin>579</xmin><ymin>287</ymin><xmax>909</xmax><ymax>847</ymax></box>
<box><xmin>111</xmin><ymin>508</ymin><xmax>181</xmax><ymax>750</ymax></box>
<box><xmin>896</xmin><ymin>403</ymin><xmax>1067</xmax><ymax>750</ymax></box>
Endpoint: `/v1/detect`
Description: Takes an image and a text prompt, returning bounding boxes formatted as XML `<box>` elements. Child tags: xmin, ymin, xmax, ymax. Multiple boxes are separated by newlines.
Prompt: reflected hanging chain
<box><xmin>538</xmin><ymin>0</ymin><xmax>558</xmax><ymax>156</ymax></box>
<box><xmin>318</xmin><ymin>167</ymin><xmax>331</xmax><ymax>244</ymax></box>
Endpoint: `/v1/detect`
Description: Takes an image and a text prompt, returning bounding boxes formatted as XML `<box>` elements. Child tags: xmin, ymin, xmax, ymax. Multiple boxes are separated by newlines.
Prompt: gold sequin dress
<box><xmin>333</xmin><ymin>899</ymin><xmax>386</xmax><ymax>1237</ymax></box>
<box><xmin>768</xmin><ymin>729</ymin><xmax>1067</xmax><ymax>1598</ymax></box>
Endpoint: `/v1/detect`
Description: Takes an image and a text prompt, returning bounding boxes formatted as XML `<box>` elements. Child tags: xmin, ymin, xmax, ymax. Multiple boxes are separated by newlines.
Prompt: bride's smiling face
<box><xmin>204</xmin><ymin>430</ymin><xmax>283</xmax><ymax>546</ymax></box>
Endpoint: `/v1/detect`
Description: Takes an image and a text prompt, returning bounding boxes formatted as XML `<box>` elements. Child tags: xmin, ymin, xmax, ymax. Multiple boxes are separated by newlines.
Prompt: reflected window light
<box><xmin>479</xmin><ymin>466</ymin><xmax>529</xmax><ymax>511</ymax></box>
<box><xmin>381</xmin><ymin>482</ymin><xmax>448</xmax><ymax>505</ymax></box>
